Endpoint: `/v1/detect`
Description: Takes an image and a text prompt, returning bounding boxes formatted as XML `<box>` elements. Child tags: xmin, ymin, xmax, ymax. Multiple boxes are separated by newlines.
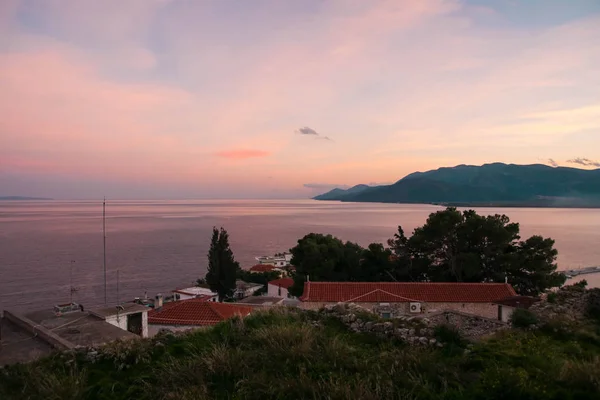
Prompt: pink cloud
<box><xmin>215</xmin><ymin>150</ymin><xmax>271</xmax><ymax>160</ymax></box>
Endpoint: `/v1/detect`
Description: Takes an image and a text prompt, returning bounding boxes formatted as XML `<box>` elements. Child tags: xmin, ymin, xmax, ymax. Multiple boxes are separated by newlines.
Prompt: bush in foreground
<box><xmin>1</xmin><ymin>307</ymin><xmax>600</xmax><ymax>400</ymax></box>
<box><xmin>510</xmin><ymin>308</ymin><xmax>539</xmax><ymax>328</ymax></box>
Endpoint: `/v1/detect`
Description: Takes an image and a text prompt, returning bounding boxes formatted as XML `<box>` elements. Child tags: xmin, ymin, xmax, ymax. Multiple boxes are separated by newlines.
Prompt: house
<box><xmin>298</xmin><ymin>282</ymin><xmax>518</xmax><ymax>320</ymax></box>
<box><xmin>172</xmin><ymin>286</ymin><xmax>218</xmax><ymax>302</ymax></box>
<box><xmin>237</xmin><ymin>296</ymin><xmax>285</xmax><ymax>307</ymax></box>
<box><xmin>147</xmin><ymin>299</ymin><xmax>252</xmax><ymax>337</ymax></box>
<box><xmin>267</xmin><ymin>278</ymin><xmax>295</xmax><ymax>299</ymax></box>
<box><xmin>1</xmin><ymin>302</ymin><xmax>146</xmax><ymax>365</ymax></box>
<box><xmin>90</xmin><ymin>303</ymin><xmax>150</xmax><ymax>338</ymax></box>
<box><xmin>234</xmin><ymin>280</ymin><xmax>264</xmax><ymax>299</ymax></box>
<box><xmin>494</xmin><ymin>295</ymin><xmax>540</xmax><ymax>322</ymax></box>
<box><xmin>255</xmin><ymin>252</ymin><xmax>292</xmax><ymax>267</ymax></box>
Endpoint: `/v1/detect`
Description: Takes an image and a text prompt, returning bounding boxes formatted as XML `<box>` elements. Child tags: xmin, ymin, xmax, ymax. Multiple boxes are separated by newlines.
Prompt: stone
<box><xmin>429</xmin><ymin>338</ymin><xmax>437</xmax><ymax>345</ymax></box>
<box><xmin>419</xmin><ymin>337</ymin><xmax>429</xmax><ymax>345</ymax></box>
<box><xmin>408</xmin><ymin>329</ymin><xmax>415</xmax><ymax>336</ymax></box>
<box><xmin>324</xmin><ymin>304</ymin><xmax>335</xmax><ymax>312</ymax></box>
<box><xmin>383</xmin><ymin>322</ymin><xmax>393</xmax><ymax>330</ymax></box>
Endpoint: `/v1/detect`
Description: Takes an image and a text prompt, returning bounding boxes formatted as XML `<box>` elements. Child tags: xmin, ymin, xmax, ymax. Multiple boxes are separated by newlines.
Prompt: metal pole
<box><xmin>70</xmin><ymin>260</ymin><xmax>75</xmax><ymax>304</ymax></box>
<box><xmin>103</xmin><ymin>198</ymin><xmax>107</xmax><ymax>306</ymax></box>
<box><xmin>117</xmin><ymin>270</ymin><xmax>120</xmax><ymax>306</ymax></box>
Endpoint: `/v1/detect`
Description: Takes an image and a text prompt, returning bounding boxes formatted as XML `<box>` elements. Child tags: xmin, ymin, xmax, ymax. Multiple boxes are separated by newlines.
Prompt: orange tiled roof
<box><xmin>268</xmin><ymin>278</ymin><xmax>294</xmax><ymax>289</ymax></box>
<box><xmin>148</xmin><ymin>299</ymin><xmax>252</xmax><ymax>326</ymax></box>
<box><xmin>299</xmin><ymin>282</ymin><xmax>517</xmax><ymax>303</ymax></box>
<box><xmin>249</xmin><ymin>264</ymin><xmax>279</xmax><ymax>272</ymax></box>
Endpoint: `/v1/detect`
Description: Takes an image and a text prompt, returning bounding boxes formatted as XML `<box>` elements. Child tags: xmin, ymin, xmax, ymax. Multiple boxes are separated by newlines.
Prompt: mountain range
<box><xmin>0</xmin><ymin>196</ymin><xmax>53</xmax><ymax>201</ymax></box>
<box><xmin>313</xmin><ymin>163</ymin><xmax>600</xmax><ymax>207</ymax></box>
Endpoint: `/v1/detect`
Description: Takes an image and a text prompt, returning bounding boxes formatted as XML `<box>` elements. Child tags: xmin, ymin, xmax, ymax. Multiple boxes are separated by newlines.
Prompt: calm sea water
<box><xmin>1</xmin><ymin>200</ymin><xmax>599</xmax><ymax>312</ymax></box>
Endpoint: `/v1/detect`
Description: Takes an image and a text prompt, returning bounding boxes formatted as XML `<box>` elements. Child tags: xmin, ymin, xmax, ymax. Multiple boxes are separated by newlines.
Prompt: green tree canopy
<box><xmin>289</xmin><ymin>208</ymin><xmax>565</xmax><ymax>296</ymax></box>
<box><xmin>204</xmin><ymin>227</ymin><xmax>240</xmax><ymax>301</ymax></box>
<box><xmin>388</xmin><ymin>208</ymin><xmax>565</xmax><ymax>295</ymax></box>
<box><xmin>288</xmin><ymin>234</ymin><xmax>363</xmax><ymax>297</ymax></box>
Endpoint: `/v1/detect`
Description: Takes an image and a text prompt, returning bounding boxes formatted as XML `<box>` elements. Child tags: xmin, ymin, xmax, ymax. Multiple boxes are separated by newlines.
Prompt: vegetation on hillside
<box><xmin>313</xmin><ymin>162</ymin><xmax>600</xmax><ymax>207</ymax></box>
<box><xmin>289</xmin><ymin>208</ymin><xmax>566</xmax><ymax>297</ymax></box>
<box><xmin>2</xmin><ymin>289</ymin><xmax>600</xmax><ymax>400</ymax></box>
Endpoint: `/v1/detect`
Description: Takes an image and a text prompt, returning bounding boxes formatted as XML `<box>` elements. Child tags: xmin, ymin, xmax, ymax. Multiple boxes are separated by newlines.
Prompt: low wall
<box><xmin>422</xmin><ymin>310</ymin><xmax>507</xmax><ymax>339</ymax></box>
<box><xmin>300</xmin><ymin>301</ymin><xmax>499</xmax><ymax>319</ymax></box>
<box><xmin>3</xmin><ymin>311</ymin><xmax>76</xmax><ymax>350</ymax></box>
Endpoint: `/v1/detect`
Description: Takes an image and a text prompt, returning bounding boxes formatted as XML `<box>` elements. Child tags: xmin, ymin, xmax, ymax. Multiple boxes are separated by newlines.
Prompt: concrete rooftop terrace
<box><xmin>0</xmin><ymin>318</ymin><xmax>54</xmax><ymax>366</ymax></box>
<box><xmin>24</xmin><ymin>309</ymin><xmax>139</xmax><ymax>348</ymax></box>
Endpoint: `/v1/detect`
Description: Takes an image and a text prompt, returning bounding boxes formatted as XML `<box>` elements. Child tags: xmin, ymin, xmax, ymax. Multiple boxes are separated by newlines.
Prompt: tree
<box><xmin>288</xmin><ymin>234</ymin><xmax>363</xmax><ymax>297</ymax></box>
<box><xmin>360</xmin><ymin>243</ymin><xmax>395</xmax><ymax>282</ymax></box>
<box><xmin>204</xmin><ymin>227</ymin><xmax>240</xmax><ymax>301</ymax></box>
<box><xmin>388</xmin><ymin>208</ymin><xmax>565</xmax><ymax>295</ymax></box>
<box><xmin>508</xmin><ymin>235</ymin><xmax>566</xmax><ymax>296</ymax></box>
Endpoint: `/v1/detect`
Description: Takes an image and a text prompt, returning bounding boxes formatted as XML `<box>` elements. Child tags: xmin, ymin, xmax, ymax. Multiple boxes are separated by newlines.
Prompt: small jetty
<box><xmin>564</xmin><ymin>266</ymin><xmax>600</xmax><ymax>278</ymax></box>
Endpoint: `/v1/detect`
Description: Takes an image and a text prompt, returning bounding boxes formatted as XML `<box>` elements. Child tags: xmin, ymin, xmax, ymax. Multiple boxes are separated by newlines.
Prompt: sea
<box><xmin>1</xmin><ymin>200</ymin><xmax>599</xmax><ymax>313</ymax></box>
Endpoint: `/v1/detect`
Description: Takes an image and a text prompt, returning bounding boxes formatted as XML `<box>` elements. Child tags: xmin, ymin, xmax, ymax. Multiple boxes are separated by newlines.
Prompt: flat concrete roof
<box><xmin>236</xmin><ymin>280</ymin><xmax>264</xmax><ymax>289</ymax></box>
<box><xmin>173</xmin><ymin>287</ymin><xmax>217</xmax><ymax>296</ymax></box>
<box><xmin>0</xmin><ymin>318</ymin><xmax>53</xmax><ymax>366</ymax></box>
<box><xmin>237</xmin><ymin>296</ymin><xmax>284</xmax><ymax>306</ymax></box>
<box><xmin>90</xmin><ymin>303</ymin><xmax>149</xmax><ymax>318</ymax></box>
<box><xmin>25</xmin><ymin>310</ymin><xmax>138</xmax><ymax>348</ymax></box>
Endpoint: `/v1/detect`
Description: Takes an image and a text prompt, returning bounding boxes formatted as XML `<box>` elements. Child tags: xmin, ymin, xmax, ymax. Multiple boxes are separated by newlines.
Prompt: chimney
<box><xmin>155</xmin><ymin>293</ymin><xmax>164</xmax><ymax>309</ymax></box>
<box><xmin>306</xmin><ymin>275</ymin><xmax>310</xmax><ymax>282</ymax></box>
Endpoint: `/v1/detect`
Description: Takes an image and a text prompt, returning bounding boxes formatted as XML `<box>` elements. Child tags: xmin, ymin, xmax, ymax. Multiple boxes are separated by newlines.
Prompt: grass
<box><xmin>1</xmin><ymin>307</ymin><xmax>600</xmax><ymax>400</ymax></box>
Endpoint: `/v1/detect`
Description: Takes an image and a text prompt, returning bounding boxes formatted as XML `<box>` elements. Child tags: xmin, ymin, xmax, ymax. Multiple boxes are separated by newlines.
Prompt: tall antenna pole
<box><xmin>103</xmin><ymin>197</ymin><xmax>107</xmax><ymax>306</ymax></box>
<box><xmin>116</xmin><ymin>269</ymin><xmax>120</xmax><ymax>306</ymax></box>
<box><xmin>70</xmin><ymin>260</ymin><xmax>75</xmax><ymax>304</ymax></box>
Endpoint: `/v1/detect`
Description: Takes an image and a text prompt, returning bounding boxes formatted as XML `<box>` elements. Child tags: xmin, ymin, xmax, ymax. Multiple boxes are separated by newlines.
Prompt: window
<box><xmin>381</xmin><ymin>312</ymin><xmax>391</xmax><ymax>319</ymax></box>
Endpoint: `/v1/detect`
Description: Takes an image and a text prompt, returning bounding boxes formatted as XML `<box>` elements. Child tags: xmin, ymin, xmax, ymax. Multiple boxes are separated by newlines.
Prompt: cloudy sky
<box><xmin>1</xmin><ymin>0</ymin><xmax>599</xmax><ymax>199</ymax></box>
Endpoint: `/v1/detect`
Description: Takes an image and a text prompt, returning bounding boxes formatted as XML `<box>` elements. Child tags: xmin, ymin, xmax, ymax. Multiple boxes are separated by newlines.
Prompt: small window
<box><xmin>381</xmin><ymin>312</ymin><xmax>391</xmax><ymax>319</ymax></box>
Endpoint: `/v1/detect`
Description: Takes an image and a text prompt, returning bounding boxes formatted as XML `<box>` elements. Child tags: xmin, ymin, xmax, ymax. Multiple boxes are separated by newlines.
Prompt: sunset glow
<box><xmin>1</xmin><ymin>0</ymin><xmax>599</xmax><ymax>199</ymax></box>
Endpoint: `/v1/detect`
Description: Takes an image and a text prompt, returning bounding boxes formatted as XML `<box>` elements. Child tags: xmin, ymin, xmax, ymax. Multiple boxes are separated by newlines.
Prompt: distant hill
<box><xmin>313</xmin><ymin>184</ymin><xmax>374</xmax><ymax>200</ymax></box>
<box><xmin>313</xmin><ymin>163</ymin><xmax>600</xmax><ymax>207</ymax></box>
<box><xmin>0</xmin><ymin>196</ymin><xmax>53</xmax><ymax>201</ymax></box>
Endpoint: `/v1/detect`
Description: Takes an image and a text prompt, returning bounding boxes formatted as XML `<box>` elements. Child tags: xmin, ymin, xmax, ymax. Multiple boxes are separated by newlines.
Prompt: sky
<box><xmin>1</xmin><ymin>0</ymin><xmax>599</xmax><ymax>199</ymax></box>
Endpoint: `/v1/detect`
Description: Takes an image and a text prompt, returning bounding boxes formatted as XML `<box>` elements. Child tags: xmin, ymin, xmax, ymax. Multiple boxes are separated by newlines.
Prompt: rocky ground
<box><xmin>318</xmin><ymin>302</ymin><xmax>507</xmax><ymax>345</ymax></box>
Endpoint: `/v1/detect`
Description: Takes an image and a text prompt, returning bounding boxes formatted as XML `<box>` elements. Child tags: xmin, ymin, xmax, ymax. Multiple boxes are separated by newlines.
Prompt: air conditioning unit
<box><xmin>409</xmin><ymin>302</ymin><xmax>421</xmax><ymax>313</ymax></box>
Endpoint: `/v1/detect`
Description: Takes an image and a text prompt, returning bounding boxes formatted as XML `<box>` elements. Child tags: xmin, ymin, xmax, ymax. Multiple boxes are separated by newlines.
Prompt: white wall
<box><xmin>142</xmin><ymin>311</ymin><xmax>148</xmax><ymax>338</ymax></box>
<box><xmin>268</xmin><ymin>284</ymin><xmax>289</xmax><ymax>298</ymax></box>
<box><xmin>105</xmin><ymin>312</ymin><xmax>148</xmax><ymax>338</ymax></box>
<box><xmin>105</xmin><ymin>314</ymin><xmax>128</xmax><ymax>331</ymax></box>
<box><xmin>147</xmin><ymin>324</ymin><xmax>208</xmax><ymax>337</ymax></box>
<box><xmin>498</xmin><ymin>305</ymin><xmax>514</xmax><ymax>322</ymax></box>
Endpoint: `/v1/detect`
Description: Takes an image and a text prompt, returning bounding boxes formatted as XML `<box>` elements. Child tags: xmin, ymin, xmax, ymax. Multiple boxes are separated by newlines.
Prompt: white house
<box><xmin>172</xmin><ymin>287</ymin><xmax>218</xmax><ymax>302</ymax></box>
<box><xmin>234</xmin><ymin>280</ymin><xmax>264</xmax><ymax>299</ymax></box>
<box><xmin>267</xmin><ymin>278</ymin><xmax>295</xmax><ymax>299</ymax></box>
<box><xmin>255</xmin><ymin>252</ymin><xmax>293</xmax><ymax>267</ymax></box>
<box><xmin>90</xmin><ymin>303</ymin><xmax>149</xmax><ymax>338</ymax></box>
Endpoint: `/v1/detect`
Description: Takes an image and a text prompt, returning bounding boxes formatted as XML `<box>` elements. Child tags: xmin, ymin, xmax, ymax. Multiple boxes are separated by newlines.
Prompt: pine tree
<box><xmin>205</xmin><ymin>227</ymin><xmax>240</xmax><ymax>301</ymax></box>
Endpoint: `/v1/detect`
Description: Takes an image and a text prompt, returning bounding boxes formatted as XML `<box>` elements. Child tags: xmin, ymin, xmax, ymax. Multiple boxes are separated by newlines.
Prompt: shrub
<box><xmin>547</xmin><ymin>292</ymin><xmax>558</xmax><ymax>304</ymax></box>
<box><xmin>434</xmin><ymin>324</ymin><xmax>467</xmax><ymax>347</ymax></box>
<box><xmin>585</xmin><ymin>289</ymin><xmax>600</xmax><ymax>322</ymax></box>
<box><xmin>509</xmin><ymin>308</ymin><xmax>539</xmax><ymax>329</ymax></box>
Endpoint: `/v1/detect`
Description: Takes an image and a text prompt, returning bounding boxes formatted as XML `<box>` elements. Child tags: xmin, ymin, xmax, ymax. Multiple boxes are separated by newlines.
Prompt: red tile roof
<box><xmin>268</xmin><ymin>278</ymin><xmax>294</xmax><ymax>289</ymax></box>
<box><xmin>299</xmin><ymin>282</ymin><xmax>517</xmax><ymax>303</ymax></box>
<box><xmin>249</xmin><ymin>264</ymin><xmax>280</xmax><ymax>272</ymax></box>
<box><xmin>148</xmin><ymin>299</ymin><xmax>252</xmax><ymax>326</ymax></box>
<box><xmin>494</xmin><ymin>295</ymin><xmax>540</xmax><ymax>309</ymax></box>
